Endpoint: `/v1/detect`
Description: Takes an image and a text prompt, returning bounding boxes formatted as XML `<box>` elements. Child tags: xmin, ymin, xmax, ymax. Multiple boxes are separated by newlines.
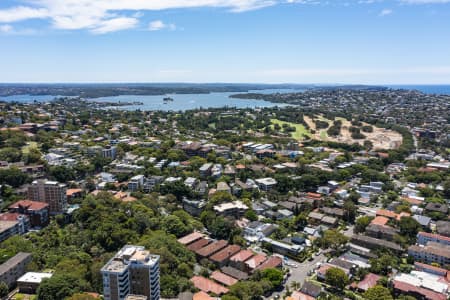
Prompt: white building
<box><xmin>101</xmin><ymin>245</ymin><xmax>160</xmax><ymax>300</ymax></box>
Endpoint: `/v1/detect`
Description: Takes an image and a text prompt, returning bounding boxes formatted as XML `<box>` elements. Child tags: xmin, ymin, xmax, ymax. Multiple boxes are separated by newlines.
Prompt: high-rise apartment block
<box><xmin>27</xmin><ymin>180</ymin><xmax>67</xmax><ymax>214</ymax></box>
<box><xmin>101</xmin><ymin>245</ymin><xmax>160</xmax><ymax>300</ymax></box>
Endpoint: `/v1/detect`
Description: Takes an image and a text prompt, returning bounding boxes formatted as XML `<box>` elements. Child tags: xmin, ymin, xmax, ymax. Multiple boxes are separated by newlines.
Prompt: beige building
<box><xmin>28</xmin><ymin>180</ymin><xmax>67</xmax><ymax>214</ymax></box>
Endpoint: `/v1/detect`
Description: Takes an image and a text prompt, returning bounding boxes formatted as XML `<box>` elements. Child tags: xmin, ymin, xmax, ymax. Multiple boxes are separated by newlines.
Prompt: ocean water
<box><xmin>387</xmin><ymin>85</ymin><xmax>450</xmax><ymax>95</ymax></box>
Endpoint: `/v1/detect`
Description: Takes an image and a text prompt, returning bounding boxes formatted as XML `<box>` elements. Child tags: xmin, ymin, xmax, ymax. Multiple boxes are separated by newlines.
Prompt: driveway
<box><xmin>264</xmin><ymin>253</ymin><xmax>327</xmax><ymax>299</ymax></box>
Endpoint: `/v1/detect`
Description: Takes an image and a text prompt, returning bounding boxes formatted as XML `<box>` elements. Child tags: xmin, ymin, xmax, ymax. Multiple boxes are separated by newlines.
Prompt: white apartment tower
<box><xmin>101</xmin><ymin>245</ymin><xmax>160</xmax><ymax>300</ymax></box>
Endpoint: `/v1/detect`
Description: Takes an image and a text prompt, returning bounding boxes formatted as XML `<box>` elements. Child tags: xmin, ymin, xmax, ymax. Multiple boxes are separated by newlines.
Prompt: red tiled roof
<box><xmin>306</xmin><ymin>192</ymin><xmax>322</xmax><ymax>199</ymax></box>
<box><xmin>190</xmin><ymin>276</ymin><xmax>229</xmax><ymax>295</ymax></box>
<box><xmin>193</xmin><ymin>291</ymin><xmax>215</xmax><ymax>300</ymax></box>
<box><xmin>230</xmin><ymin>249</ymin><xmax>254</xmax><ymax>263</ymax></box>
<box><xmin>210</xmin><ymin>271</ymin><xmax>238</xmax><ymax>286</ymax></box>
<box><xmin>376</xmin><ymin>209</ymin><xmax>397</xmax><ymax>219</ymax></box>
<box><xmin>357</xmin><ymin>273</ymin><xmax>381</xmax><ymax>291</ymax></box>
<box><xmin>370</xmin><ymin>216</ymin><xmax>389</xmax><ymax>226</ymax></box>
<box><xmin>393</xmin><ymin>280</ymin><xmax>446</xmax><ymax>300</ymax></box>
<box><xmin>255</xmin><ymin>256</ymin><xmax>282</xmax><ymax>271</ymax></box>
<box><xmin>9</xmin><ymin>200</ymin><xmax>49</xmax><ymax>211</ymax></box>
<box><xmin>245</xmin><ymin>253</ymin><xmax>267</xmax><ymax>270</ymax></box>
<box><xmin>196</xmin><ymin>240</ymin><xmax>228</xmax><ymax>258</ymax></box>
<box><xmin>178</xmin><ymin>232</ymin><xmax>204</xmax><ymax>245</ymax></box>
<box><xmin>209</xmin><ymin>245</ymin><xmax>241</xmax><ymax>263</ymax></box>
<box><xmin>187</xmin><ymin>238</ymin><xmax>211</xmax><ymax>251</ymax></box>
<box><xmin>66</xmin><ymin>188</ymin><xmax>82</xmax><ymax>196</ymax></box>
<box><xmin>414</xmin><ymin>262</ymin><xmax>448</xmax><ymax>276</ymax></box>
<box><xmin>402</xmin><ymin>197</ymin><xmax>423</xmax><ymax>205</ymax></box>
<box><xmin>0</xmin><ymin>212</ymin><xmax>24</xmax><ymax>221</ymax></box>
<box><xmin>289</xmin><ymin>291</ymin><xmax>315</xmax><ymax>300</ymax></box>
<box><xmin>418</xmin><ymin>231</ymin><xmax>450</xmax><ymax>243</ymax></box>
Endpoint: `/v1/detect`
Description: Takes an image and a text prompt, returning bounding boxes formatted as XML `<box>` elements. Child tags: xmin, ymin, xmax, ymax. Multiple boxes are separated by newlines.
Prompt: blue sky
<box><xmin>0</xmin><ymin>0</ymin><xmax>450</xmax><ymax>84</ymax></box>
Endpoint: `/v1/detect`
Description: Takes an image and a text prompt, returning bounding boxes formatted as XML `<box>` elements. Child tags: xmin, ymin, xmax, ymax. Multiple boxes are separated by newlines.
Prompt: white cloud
<box><xmin>0</xmin><ymin>0</ymin><xmax>448</xmax><ymax>34</ymax></box>
<box><xmin>148</xmin><ymin>20</ymin><xmax>176</xmax><ymax>31</ymax></box>
<box><xmin>0</xmin><ymin>24</ymin><xmax>13</xmax><ymax>33</ymax></box>
<box><xmin>90</xmin><ymin>17</ymin><xmax>138</xmax><ymax>34</ymax></box>
<box><xmin>379</xmin><ymin>8</ymin><xmax>393</xmax><ymax>16</ymax></box>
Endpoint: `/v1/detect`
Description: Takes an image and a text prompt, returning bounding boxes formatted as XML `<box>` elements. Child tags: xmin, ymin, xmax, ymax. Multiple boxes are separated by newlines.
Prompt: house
<box><xmin>210</xmin><ymin>271</ymin><xmax>238</xmax><ymax>287</ymax></box>
<box><xmin>425</xmin><ymin>203</ymin><xmax>448</xmax><ymax>214</ymax></box>
<box><xmin>436</xmin><ymin>221</ymin><xmax>450</xmax><ymax>237</ymax></box>
<box><xmin>262</xmin><ymin>237</ymin><xmax>303</xmax><ymax>256</ymax></box>
<box><xmin>177</xmin><ymin>232</ymin><xmax>205</xmax><ymax>246</ymax></box>
<box><xmin>213</xmin><ymin>201</ymin><xmax>248</xmax><ymax>218</ymax></box>
<box><xmin>128</xmin><ymin>175</ymin><xmax>145</xmax><ymax>192</ymax></box>
<box><xmin>243</xmin><ymin>221</ymin><xmax>277</xmax><ymax>243</ymax></box>
<box><xmin>255</xmin><ymin>178</ymin><xmax>277</xmax><ymax>191</ymax></box>
<box><xmin>190</xmin><ymin>276</ymin><xmax>228</xmax><ymax>295</ymax></box>
<box><xmin>17</xmin><ymin>272</ymin><xmax>53</xmax><ymax>294</ymax></box>
<box><xmin>216</xmin><ymin>182</ymin><xmax>231</xmax><ymax>194</ymax></box>
<box><xmin>229</xmin><ymin>250</ymin><xmax>254</xmax><ymax>271</ymax></box>
<box><xmin>182</xmin><ymin>198</ymin><xmax>206</xmax><ymax>217</ymax></box>
<box><xmin>254</xmin><ymin>256</ymin><xmax>282</xmax><ymax>271</ymax></box>
<box><xmin>209</xmin><ymin>245</ymin><xmax>241</xmax><ymax>267</ymax></box>
<box><xmin>8</xmin><ymin>200</ymin><xmax>49</xmax><ymax>228</ymax></box>
<box><xmin>196</xmin><ymin>240</ymin><xmax>228</xmax><ymax>259</ymax></box>
<box><xmin>354</xmin><ymin>273</ymin><xmax>381</xmax><ymax>292</ymax></box>
<box><xmin>351</xmin><ymin>235</ymin><xmax>403</xmax><ymax>253</ymax></box>
<box><xmin>244</xmin><ymin>253</ymin><xmax>267</xmax><ymax>272</ymax></box>
<box><xmin>300</xmin><ymin>281</ymin><xmax>322</xmax><ymax>298</ymax></box>
<box><xmin>365</xmin><ymin>224</ymin><xmax>398</xmax><ymax>241</ymax></box>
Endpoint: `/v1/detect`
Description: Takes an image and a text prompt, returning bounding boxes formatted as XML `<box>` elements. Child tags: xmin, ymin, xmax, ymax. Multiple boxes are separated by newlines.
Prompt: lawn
<box><xmin>270</xmin><ymin>119</ymin><xmax>311</xmax><ymax>141</ymax></box>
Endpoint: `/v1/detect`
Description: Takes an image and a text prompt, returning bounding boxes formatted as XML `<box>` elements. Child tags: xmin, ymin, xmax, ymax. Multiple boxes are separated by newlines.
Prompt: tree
<box><xmin>260</xmin><ymin>268</ymin><xmax>284</xmax><ymax>288</ymax></box>
<box><xmin>317</xmin><ymin>229</ymin><xmax>348</xmax><ymax>251</ymax></box>
<box><xmin>398</xmin><ymin>216</ymin><xmax>421</xmax><ymax>243</ymax></box>
<box><xmin>325</xmin><ymin>267</ymin><xmax>349</xmax><ymax>291</ymax></box>
<box><xmin>0</xmin><ymin>167</ymin><xmax>30</xmax><ymax>187</ymax></box>
<box><xmin>0</xmin><ymin>281</ymin><xmax>8</xmax><ymax>297</ymax></box>
<box><xmin>37</xmin><ymin>274</ymin><xmax>84</xmax><ymax>300</ymax></box>
<box><xmin>363</xmin><ymin>285</ymin><xmax>393</xmax><ymax>300</ymax></box>
<box><xmin>369</xmin><ymin>254</ymin><xmax>397</xmax><ymax>275</ymax></box>
<box><xmin>343</xmin><ymin>200</ymin><xmax>357</xmax><ymax>222</ymax></box>
<box><xmin>355</xmin><ymin>216</ymin><xmax>373</xmax><ymax>233</ymax></box>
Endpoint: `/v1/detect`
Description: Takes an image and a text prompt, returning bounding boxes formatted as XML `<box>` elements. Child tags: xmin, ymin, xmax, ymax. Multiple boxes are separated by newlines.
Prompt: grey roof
<box><xmin>412</xmin><ymin>215</ymin><xmax>432</xmax><ymax>227</ymax></box>
<box><xmin>0</xmin><ymin>252</ymin><xmax>32</xmax><ymax>275</ymax></box>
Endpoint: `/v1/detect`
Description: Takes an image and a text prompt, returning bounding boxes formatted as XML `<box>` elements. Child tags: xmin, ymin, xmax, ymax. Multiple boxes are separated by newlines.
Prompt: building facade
<box><xmin>28</xmin><ymin>180</ymin><xmax>67</xmax><ymax>214</ymax></box>
<box><xmin>101</xmin><ymin>245</ymin><xmax>160</xmax><ymax>300</ymax></box>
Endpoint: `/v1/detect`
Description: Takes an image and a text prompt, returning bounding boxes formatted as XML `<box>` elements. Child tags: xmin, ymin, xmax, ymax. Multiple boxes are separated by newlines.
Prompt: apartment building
<box><xmin>101</xmin><ymin>245</ymin><xmax>160</xmax><ymax>300</ymax></box>
<box><xmin>0</xmin><ymin>252</ymin><xmax>32</xmax><ymax>289</ymax></box>
<box><xmin>28</xmin><ymin>180</ymin><xmax>67</xmax><ymax>214</ymax></box>
<box><xmin>8</xmin><ymin>200</ymin><xmax>50</xmax><ymax>228</ymax></box>
<box><xmin>417</xmin><ymin>232</ymin><xmax>450</xmax><ymax>246</ymax></box>
<box><xmin>408</xmin><ymin>242</ymin><xmax>450</xmax><ymax>266</ymax></box>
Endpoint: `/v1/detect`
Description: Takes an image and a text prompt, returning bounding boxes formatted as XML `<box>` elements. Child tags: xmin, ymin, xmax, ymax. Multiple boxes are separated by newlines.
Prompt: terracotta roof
<box><xmin>0</xmin><ymin>212</ymin><xmax>24</xmax><ymax>221</ymax></box>
<box><xmin>289</xmin><ymin>291</ymin><xmax>315</xmax><ymax>300</ymax></box>
<box><xmin>393</xmin><ymin>280</ymin><xmax>446</xmax><ymax>300</ymax></box>
<box><xmin>66</xmin><ymin>188</ymin><xmax>82</xmax><ymax>196</ymax></box>
<box><xmin>178</xmin><ymin>232</ymin><xmax>204</xmax><ymax>245</ymax></box>
<box><xmin>370</xmin><ymin>216</ymin><xmax>389</xmax><ymax>226</ymax></box>
<box><xmin>357</xmin><ymin>273</ymin><xmax>381</xmax><ymax>291</ymax></box>
<box><xmin>210</xmin><ymin>271</ymin><xmax>238</xmax><ymax>287</ymax></box>
<box><xmin>376</xmin><ymin>209</ymin><xmax>397</xmax><ymax>219</ymax></box>
<box><xmin>9</xmin><ymin>200</ymin><xmax>49</xmax><ymax>211</ymax></box>
<box><xmin>230</xmin><ymin>249</ymin><xmax>254</xmax><ymax>263</ymax></box>
<box><xmin>196</xmin><ymin>240</ymin><xmax>228</xmax><ymax>258</ymax></box>
<box><xmin>306</xmin><ymin>192</ymin><xmax>322</xmax><ymax>199</ymax></box>
<box><xmin>190</xmin><ymin>276</ymin><xmax>228</xmax><ymax>295</ymax></box>
<box><xmin>193</xmin><ymin>291</ymin><xmax>215</xmax><ymax>300</ymax></box>
<box><xmin>245</xmin><ymin>253</ymin><xmax>267</xmax><ymax>270</ymax></box>
<box><xmin>209</xmin><ymin>245</ymin><xmax>241</xmax><ymax>263</ymax></box>
<box><xmin>255</xmin><ymin>256</ymin><xmax>282</xmax><ymax>271</ymax></box>
<box><xmin>402</xmin><ymin>197</ymin><xmax>423</xmax><ymax>205</ymax></box>
<box><xmin>187</xmin><ymin>238</ymin><xmax>211</xmax><ymax>251</ymax></box>
<box><xmin>414</xmin><ymin>262</ymin><xmax>448</xmax><ymax>276</ymax></box>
